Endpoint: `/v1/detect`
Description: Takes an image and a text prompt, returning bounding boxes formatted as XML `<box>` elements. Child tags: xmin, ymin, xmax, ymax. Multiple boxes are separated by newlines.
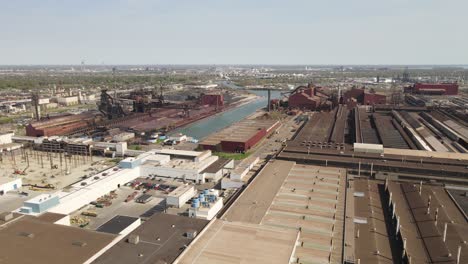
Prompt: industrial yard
<box><xmin>0</xmin><ymin>63</ymin><xmax>468</xmax><ymax>264</ymax></box>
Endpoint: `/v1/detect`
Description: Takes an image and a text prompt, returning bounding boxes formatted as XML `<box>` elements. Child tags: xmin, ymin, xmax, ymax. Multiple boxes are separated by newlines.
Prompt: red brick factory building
<box><xmin>404</xmin><ymin>83</ymin><xmax>458</xmax><ymax>95</ymax></box>
<box><xmin>343</xmin><ymin>87</ymin><xmax>386</xmax><ymax>108</ymax></box>
<box><xmin>288</xmin><ymin>84</ymin><xmax>330</xmax><ymax>110</ymax></box>
<box><xmin>25</xmin><ymin>112</ymin><xmax>98</xmax><ymax>137</ymax></box>
<box><xmin>199</xmin><ymin>119</ymin><xmax>280</xmax><ymax>152</ymax></box>
<box><xmin>200</xmin><ymin>93</ymin><xmax>224</xmax><ymax>107</ymax></box>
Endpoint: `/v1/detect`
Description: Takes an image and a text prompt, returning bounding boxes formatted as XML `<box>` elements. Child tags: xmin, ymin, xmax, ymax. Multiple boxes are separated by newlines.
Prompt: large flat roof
<box><xmin>220</xmin><ymin>160</ymin><xmax>347</xmax><ymax>264</ymax></box>
<box><xmin>96</xmin><ymin>215</ymin><xmax>140</xmax><ymax>235</ymax></box>
<box><xmin>0</xmin><ymin>215</ymin><xmax>116</xmax><ymax>264</ymax></box>
<box><xmin>176</xmin><ymin>220</ymin><xmax>297</xmax><ymax>264</ymax></box>
<box><xmin>353</xmin><ymin>179</ymin><xmax>394</xmax><ymax>263</ymax></box>
<box><xmin>93</xmin><ymin>213</ymin><xmax>208</xmax><ymax>264</ymax></box>
<box><xmin>386</xmin><ymin>181</ymin><xmax>468</xmax><ymax>263</ymax></box>
<box><xmin>200</xmin><ymin>119</ymin><xmax>278</xmax><ymax>145</ymax></box>
<box><xmin>222</xmin><ymin>160</ymin><xmax>294</xmax><ymax>224</ymax></box>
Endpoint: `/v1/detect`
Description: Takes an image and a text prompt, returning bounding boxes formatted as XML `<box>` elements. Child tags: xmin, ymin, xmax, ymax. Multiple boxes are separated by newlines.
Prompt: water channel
<box><xmin>171</xmin><ymin>90</ymin><xmax>281</xmax><ymax>140</ymax></box>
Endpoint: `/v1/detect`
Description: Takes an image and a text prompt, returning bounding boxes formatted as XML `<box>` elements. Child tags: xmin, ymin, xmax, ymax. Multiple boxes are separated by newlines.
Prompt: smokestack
<box><xmin>267</xmin><ymin>89</ymin><xmax>271</xmax><ymax>112</ymax></box>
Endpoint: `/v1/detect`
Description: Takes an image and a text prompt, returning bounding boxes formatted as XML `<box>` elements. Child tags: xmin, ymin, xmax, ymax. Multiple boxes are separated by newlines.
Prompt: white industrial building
<box><xmin>188</xmin><ymin>189</ymin><xmax>223</xmax><ymax>220</ymax></box>
<box><xmin>48</xmin><ymin>166</ymin><xmax>141</xmax><ymax>215</ymax></box>
<box><xmin>0</xmin><ymin>132</ymin><xmax>14</xmax><ymax>145</ymax></box>
<box><xmin>230</xmin><ymin>156</ymin><xmax>260</xmax><ymax>181</ymax></box>
<box><xmin>141</xmin><ymin>149</ymin><xmax>221</xmax><ymax>183</ymax></box>
<box><xmin>112</xmin><ymin>132</ymin><xmax>135</xmax><ymax>142</ymax></box>
<box><xmin>0</xmin><ymin>177</ymin><xmax>22</xmax><ymax>195</ymax></box>
<box><xmin>353</xmin><ymin>143</ymin><xmax>384</xmax><ymax>154</ymax></box>
<box><xmin>14</xmin><ymin>149</ymin><xmax>225</xmax><ymax>216</ymax></box>
<box><xmin>57</xmin><ymin>96</ymin><xmax>79</xmax><ymax>106</ymax></box>
<box><xmin>166</xmin><ymin>184</ymin><xmax>196</xmax><ymax>208</ymax></box>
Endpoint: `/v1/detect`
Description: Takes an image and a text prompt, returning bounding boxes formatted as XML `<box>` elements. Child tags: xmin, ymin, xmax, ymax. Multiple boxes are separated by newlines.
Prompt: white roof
<box><xmin>168</xmin><ymin>184</ymin><xmax>194</xmax><ymax>198</ymax></box>
<box><xmin>24</xmin><ymin>193</ymin><xmax>58</xmax><ymax>205</ymax></box>
<box><xmin>153</xmin><ymin>149</ymin><xmax>203</xmax><ymax>158</ymax></box>
<box><xmin>353</xmin><ymin>143</ymin><xmax>384</xmax><ymax>150</ymax></box>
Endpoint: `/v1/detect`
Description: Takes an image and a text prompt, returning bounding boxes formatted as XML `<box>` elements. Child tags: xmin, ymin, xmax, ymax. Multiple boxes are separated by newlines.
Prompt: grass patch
<box><xmin>0</xmin><ymin>116</ymin><xmax>13</xmax><ymax>124</ymax></box>
<box><xmin>128</xmin><ymin>145</ymin><xmax>142</xmax><ymax>150</ymax></box>
<box><xmin>214</xmin><ymin>151</ymin><xmax>251</xmax><ymax>160</ymax></box>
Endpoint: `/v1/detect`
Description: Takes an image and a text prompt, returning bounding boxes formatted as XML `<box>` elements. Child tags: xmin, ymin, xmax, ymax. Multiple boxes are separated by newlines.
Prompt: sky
<box><xmin>1</xmin><ymin>0</ymin><xmax>467</xmax><ymax>65</ymax></box>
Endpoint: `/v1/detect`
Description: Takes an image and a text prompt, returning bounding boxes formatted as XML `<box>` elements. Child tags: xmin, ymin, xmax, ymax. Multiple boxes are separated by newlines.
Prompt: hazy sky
<box><xmin>1</xmin><ymin>0</ymin><xmax>467</xmax><ymax>65</ymax></box>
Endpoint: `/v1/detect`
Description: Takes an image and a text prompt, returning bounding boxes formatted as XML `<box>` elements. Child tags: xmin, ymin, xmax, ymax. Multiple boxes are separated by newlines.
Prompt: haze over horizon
<box><xmin>2</xmin><ymin>0</ymin><xmax>467</xmax><ymax>65</ymax></box>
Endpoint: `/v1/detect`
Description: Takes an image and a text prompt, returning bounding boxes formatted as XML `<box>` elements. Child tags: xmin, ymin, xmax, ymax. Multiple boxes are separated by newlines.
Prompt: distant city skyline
<box><xmin>1</xmin><ymin>0</ymin><xmax>467</xmax><ymax>65</ymax></box>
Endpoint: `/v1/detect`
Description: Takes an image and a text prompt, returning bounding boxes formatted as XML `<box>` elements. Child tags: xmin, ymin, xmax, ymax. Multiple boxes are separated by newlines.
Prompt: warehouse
<box><xmin>344</xmin><ymin>87</ymin><xmax>386</xmax><ymax>107</ymax></box>
<box><xmin>405</xmin><ymin>83</ymin><xmax>459</xmax><ymax>95</ymax></box>
<box><xmin>180</xmin><ymin>160</ymin><xmax>347</xmax><ymax>264</ymax></box>
<box><xmin>20</xmin><ymin>193</ymin><xmax>60</xmax><ymax>214</ymax></box>
<box><xmin>26</xmin><ymin>112</ymin><xmax>98</xmax><ymax>137</ymax></box>
<box><xmin>93</xmin><ymin>213</ymin><xmax>208</xmax><ymax>264</ymax></box>
<box><xmin>175</xmin><ymin>220</ymin><xmax>298</xmax><ymax>264</ymax></box>
<box><xmin>199</xmin><ymin>119</ymin><xmax>280</xmax><ymax>152</ymax></box>
<box><xmin>0</xmin><ymin>177</ymin><xmax>22</xmax><ymax>195</ymax></box>
<box><xmin>0</xmin><ymin>214</ymin><xmax>117</xmax><ymax>264</ymax></box>
<box><xmin>201</xmin><ymin>157</ymin><xmax>233</xmax><ymax>182</ymax></box>
<box><xmin>96</xmin><ymin>215</ymin><xmax>141</xmax><ymax>235</ymax></box>
<box><xmin>288</xmin><ymin>83</ymin><xmax>330</xmax><ymax>110</ymax></box>
<box><xmin>166</xmin><ymin>184</ymin><xmax>196</xmax><ymax>208</ymax></box>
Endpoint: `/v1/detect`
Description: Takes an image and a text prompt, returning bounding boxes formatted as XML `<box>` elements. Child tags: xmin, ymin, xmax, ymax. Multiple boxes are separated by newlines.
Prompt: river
<box><xmin>170</xmin><ymin>90</ymin><xmax>281</xmax><ymax>140</ymax></box>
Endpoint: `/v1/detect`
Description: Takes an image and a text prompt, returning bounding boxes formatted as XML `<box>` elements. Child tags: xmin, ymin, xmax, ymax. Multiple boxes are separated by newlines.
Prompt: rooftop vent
<box><xmin>127</xmin><ymin>234</ymin><xmax>140</xmax><ymax>245</ymax></box>
<box><xmin>18</xmin><ymin>232</ymin><xmax>34</xmax><ymax>238</ymax></box>
<box><xmin>72</xmin><ymin>241</ymin><xmax>87</xmax><ymax>247</ymax></box>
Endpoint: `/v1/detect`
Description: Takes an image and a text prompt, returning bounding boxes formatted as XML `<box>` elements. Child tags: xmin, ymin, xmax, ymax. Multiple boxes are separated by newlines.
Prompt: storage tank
<box><xmin>198</xmin><ymin>193</ymin><xmax>205</xmax><ymax>202</ymax></box>
<box><xmin>203</xmin><ymin>189</ymin><xmax>209</xmax><ymax>195</ymax></box>
<box><xmin>191</xmin><ymin>198</ymin><xmax>200</xmax><ymax>208</ymax></box>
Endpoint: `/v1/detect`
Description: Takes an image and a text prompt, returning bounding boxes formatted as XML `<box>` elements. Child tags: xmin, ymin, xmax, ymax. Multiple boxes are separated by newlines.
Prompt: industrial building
<box><xmin>288</xmin><ymin>83</ymin><xmax>330</xmax><ymax>110</ymax></box>
<box><xmin>26</xmin><ymin>112</ymin><xmax>99</xmax><ymax>137</ymax></box>
<box><xmin>96</xmin><ymin>215</ymin><xmax>141</xmax><ymax>235</ymax></box>
<box><xmin>199</xmin><ymin>119</ymin><xmax>280</xmax><ymax>152</ymax></box>
<box><xmin>93</xmin><ymin>213</ymin><xmax>208</xmax><ymax>264</ymax></box>
<box><xmin>200</xmin><ymin>93</ymin><xmax>224</xmax><ymax>107</ymax></box>
<box><xmin>57</xmin><ymin>96</ymin><xmax>79</xmax><ymax>106</ymax></box>
<box><xmin>166</xmin><ymin>184</ymin><xmax>197</xmax><ymax>208</ymax></box>
<box><xmin>343</xmin><ymin>87</ymin><xmax>386</xmax><ymax>107</ymax></box>
<box><xmin>188</xmin><ymin>189</ymin><xmax>223</xmax><ymax>220</ymax></box>
<box><xmin>178</xmin><ymin>160</ymin><xmax>347</xmax><ymax>263</ymax></box>
<box><xmin>12</xmin><ymin>149</ymin><xmax>227</xmax><ymax>217</ymax></box>
<box><xmin>0</xmin><ymin>177</ymin><xmax>22</xmax><ymax>195</ymax></box>
<box><xmin>405</xmin><ymin>83</ymin><xmax>459</xmax><ymax>95</ymax></box>
<box><xmin>12</xmin><ymin>135</ymin><xmax>129</xmax><ymax>156</ymax></box>
<box><xmin>20</xmin><ymin>193</ymin><xmax>60</xmax><ymax>214</ymax></box>
<box><xmin>0</xmin><ymin>213</ymin><xmax>117</xmax><ymax>264</ymax></box>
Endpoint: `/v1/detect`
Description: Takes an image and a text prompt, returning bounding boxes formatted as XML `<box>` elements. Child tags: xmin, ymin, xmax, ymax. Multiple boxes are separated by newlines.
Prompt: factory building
<box><xmin>200</xmin><ymin>93</ymin><xmax>224</xmax><ymax>107</ymax></box>
<box><xmin>0</xmin><ymin>177</ymin><xmax>22</xmax><ymax>195</ymax></box>
<box><xmin>166</xmin><ymin>184</ymin><xmax>197</xmax><ymax>208</ymax></box>
<box><xmin>112</xmin><ymin>132</ymin><xmax>135</xmax><ymax>142</ymax></box>
<box><xmin>288</xmin><ymin>83</ymin><xmax>329</xmax><ymax>110</ymax></box>
<box><xmin>405</xmin><ymin>83</ymin><xmax>459</xmax><ymax>95</ymax></box>
<box><xmin>0</xmin><ymin>214</ymin><xmax>118</xmax><ymax>264</ymax></box>
<box><xmin>93</xmin><ymin>214</ymin><xmax>208</xmax><ymax>264</ymax></box>
<box><xmin>20</xmin><ymin>193</ymin><xmax>60</xmax><ymax>214</ymax></box>
<box><xmin>199</xmin><ymin>119</ymin><xmax>280</xmax><ymax>152</ymax></box>
<box><xmin>26</xmin><ymin>112</ymin><xmax>97</xmax><ymax>137</ymax></box>
<box><xmin>57</xmin><ymin>96</ymin><xmax>79</xmax><ymax>106</ymax></box>
<box><xmin>188</xmin><ymin>189</ymin><xmax>223</xmax><ymax>220</ymax></box>
<box><xmin>343</xmin><ymin>87</ymin><xmax>386</xmax><ymax>107</ymax></box>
